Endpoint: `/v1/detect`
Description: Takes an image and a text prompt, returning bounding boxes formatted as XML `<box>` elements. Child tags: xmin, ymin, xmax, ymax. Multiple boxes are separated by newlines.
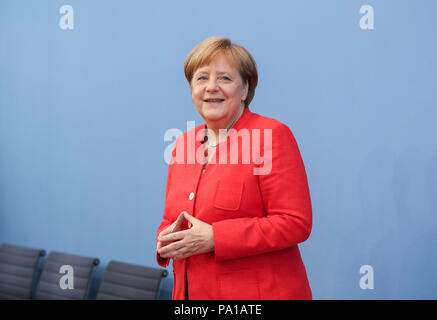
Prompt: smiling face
<box><xmin>191</xmin><ymin>53</ymin><xmax>248</xmax><ymax>130</ymax></box>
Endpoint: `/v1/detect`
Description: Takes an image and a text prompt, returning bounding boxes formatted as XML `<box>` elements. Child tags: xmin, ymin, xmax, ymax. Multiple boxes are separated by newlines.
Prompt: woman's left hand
<box><xmin>157</xmin><ymin>212</ymin><xmax>214</xmax><ymax>260</ymax></box>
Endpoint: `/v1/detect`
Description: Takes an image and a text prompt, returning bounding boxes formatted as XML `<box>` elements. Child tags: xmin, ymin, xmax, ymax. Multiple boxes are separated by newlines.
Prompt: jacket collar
<box><xmin>198</xmin><ymin>107</ymin><xmax>252</xmax><ymax>145</ymax></box>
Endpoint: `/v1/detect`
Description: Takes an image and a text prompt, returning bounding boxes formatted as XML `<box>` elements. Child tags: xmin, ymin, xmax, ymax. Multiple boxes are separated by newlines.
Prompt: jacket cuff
<box><xmin>212</xmin><ymin>219</ymin><xmax>243</xmax><ymax>262</ymax></box>
<box><xmin>157</xmin><ymin>252</ymin><xmax>170</xmax><ymax>267</ymax></box>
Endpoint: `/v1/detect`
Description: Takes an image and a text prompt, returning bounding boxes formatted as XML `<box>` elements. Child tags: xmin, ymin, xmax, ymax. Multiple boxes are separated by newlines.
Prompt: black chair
<box><xmin>0</xmin><ymin>243</ymin><xmax>46</xmax><ymax>300</ymax></box>
<box><xmin>34</xmin><ymin>251</ymin><xmax>99</xmax><ymax>300</ymax></box>
<box><xmin>96</xmin><ymin>260</ymin><xmax>168</xmax><ymax>300</ymax></box>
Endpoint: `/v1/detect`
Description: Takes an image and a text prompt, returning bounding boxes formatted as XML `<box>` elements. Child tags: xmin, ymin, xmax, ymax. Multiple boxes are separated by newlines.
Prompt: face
<box><xmin>191</xmin><ymin>53</ymin><xmax>248</xmax><ymax>129</ymax></box>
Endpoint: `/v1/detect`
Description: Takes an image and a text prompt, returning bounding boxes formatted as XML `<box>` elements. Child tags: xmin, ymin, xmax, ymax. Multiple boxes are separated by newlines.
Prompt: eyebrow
<box><xmin>194</xmin><ymin>70</ymin><xmax>231</xmax><ymax>76</ymax></box>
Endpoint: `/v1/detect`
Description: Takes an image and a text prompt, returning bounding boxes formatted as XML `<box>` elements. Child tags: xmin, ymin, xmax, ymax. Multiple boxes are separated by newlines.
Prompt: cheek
<box><xmin>226</xmin><ymin>86</ymin><xmax>244</xmax><ymax>101</ymax></box>
<box><xmin>191</xmin><ymin>86</ymin><xmax>203</xmax><ymax>101</ymax></box>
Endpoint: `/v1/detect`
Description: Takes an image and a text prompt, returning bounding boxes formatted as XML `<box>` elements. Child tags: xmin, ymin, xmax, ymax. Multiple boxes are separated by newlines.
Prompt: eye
<box><xmin>197</xmin><ymin>75</ymin><xmax>207</xmax><ymax>81</ymax></box>
<box><xmin>220</xmin><ymin>76</ymin><xmax>231</xmax><ymax>81</ymax></box>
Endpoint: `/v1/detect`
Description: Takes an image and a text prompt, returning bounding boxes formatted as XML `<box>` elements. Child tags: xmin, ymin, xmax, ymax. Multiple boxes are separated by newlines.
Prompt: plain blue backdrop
<box><xmin>1</xmin><ymin>0</ymin><xmax>436</xmax><ymax>299</ymax></box>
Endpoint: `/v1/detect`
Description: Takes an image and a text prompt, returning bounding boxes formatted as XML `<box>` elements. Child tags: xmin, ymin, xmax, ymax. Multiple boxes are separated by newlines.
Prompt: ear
<box><xmin>242</xmin><ymin>80</ymin><xmax>249</xmax><ymax>101</ymax></box>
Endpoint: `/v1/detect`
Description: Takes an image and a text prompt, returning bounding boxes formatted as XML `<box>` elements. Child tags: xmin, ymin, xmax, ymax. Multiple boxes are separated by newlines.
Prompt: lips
<box><xmin>204</xmin><ymin>98</ymin><xmax>225</xmax><ymax>102</ymax></box>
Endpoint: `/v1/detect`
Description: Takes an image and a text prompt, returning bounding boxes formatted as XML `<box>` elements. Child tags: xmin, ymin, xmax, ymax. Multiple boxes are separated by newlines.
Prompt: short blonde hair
<box><xmin>184</xmin><ymin>36</ymin><xmax>258</xmax><ymax>108</ymax></box>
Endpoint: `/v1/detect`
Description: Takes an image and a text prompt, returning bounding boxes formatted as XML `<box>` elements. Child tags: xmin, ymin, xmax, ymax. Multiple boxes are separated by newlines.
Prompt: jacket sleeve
<box><xmin>155</xmin><ymin>142</ymin><xmax>178</xmax><ymax>268</ymax></box>
<box><xmin>212</xmin><ymin>123</ymin><xmax>312</xmax><ymax>262</ymax></box>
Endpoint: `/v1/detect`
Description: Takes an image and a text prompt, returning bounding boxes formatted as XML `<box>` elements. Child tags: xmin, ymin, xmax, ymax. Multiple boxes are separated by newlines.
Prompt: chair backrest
<box><xmin>96</xmin><ymin>260</ymin><xmax>168</xmax><ymax>300</ymax></box>
<box><xmin>0</xmin><ymin>243</ymin><xmax>46</xmax><ymax>300</ymax></box>
<box><xmin>34</xmin><ymin>251</ymin><xmax>99</xmax><ymax>300</ymax></box>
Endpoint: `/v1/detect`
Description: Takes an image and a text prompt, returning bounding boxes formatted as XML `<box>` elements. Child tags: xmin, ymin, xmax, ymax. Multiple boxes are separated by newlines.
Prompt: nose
<box><xmin>206</xmin><ymin>78</ymin><xmax>219</xmax><ymax>92</ymax></box>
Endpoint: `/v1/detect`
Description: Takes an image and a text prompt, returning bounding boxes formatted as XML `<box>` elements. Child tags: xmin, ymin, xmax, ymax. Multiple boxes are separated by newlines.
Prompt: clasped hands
<box><xmin>157</xmin><ymin>211</ymin><xmax>214</xmax><ymax>260</ymax></box>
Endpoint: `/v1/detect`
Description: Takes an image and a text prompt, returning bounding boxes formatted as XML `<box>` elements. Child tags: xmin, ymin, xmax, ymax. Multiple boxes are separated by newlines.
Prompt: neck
<box><xmin>207</xmin><ymin>106</ymin><xmax>244</xmax><ymax>138</ymax></box>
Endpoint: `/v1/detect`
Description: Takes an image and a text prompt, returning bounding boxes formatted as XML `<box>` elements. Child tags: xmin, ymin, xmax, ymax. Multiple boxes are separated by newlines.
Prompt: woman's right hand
<box><xmin>157</xmin><ymin>212</ymin><xmax>187</xmax><ymax>257</ymax></box>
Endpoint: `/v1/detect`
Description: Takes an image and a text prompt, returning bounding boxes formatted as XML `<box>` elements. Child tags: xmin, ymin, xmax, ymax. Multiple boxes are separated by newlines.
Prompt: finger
<box><xmin>159</xmin><ymin>214</ymin><xmax>185</xmax><ymax>239</ymax></box>
<box><xmin>157</xmin><ymin>240</ymin><xmax>165</xmax><ymax>251</ymax></box>
<box><xmin>174</xmin><ymin>250</ymin><xmax>193</xmax><ymax>260</ymax></box>
<box><xmin>159</xmin><ymin>229</ymin><xmax>189</xmax><ymax>242</ymax></box>
<box><xmin>173</xmin><ymin>211</ymin><xmax>187</xmax><ymax>231</ymax></box>
<box><xmin>161</xmin><ymin>243</ymin><xmax>189</xmax><ymax>259</ymax></box>
<box><xmin>158</xmin><ymin>225</ymin><xmax>174</xmax><ymax>238</ymax></box>
<box><xmin>182</xmin><ymin>212</ymin><xmax>199</xmax><ymax>224</ymax></box>
<box><xmin>158</xmin><ymin>240</ymin><xmax>185</xmax><ymax>256</ymax></box>
<box><xmin>172</xmin><ymin>249</ymin><xmax>188</xmax><ymax>260</ymax></box>
<box><xmin>157</xmin><ymin>239</ymin><xmax>169</xmax><ymax>252</ymax></box>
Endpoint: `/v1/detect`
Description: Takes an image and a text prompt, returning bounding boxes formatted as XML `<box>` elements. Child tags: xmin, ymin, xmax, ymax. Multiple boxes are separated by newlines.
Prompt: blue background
<box><xmin>1</xmin><ymin>0</ymin><xmax>436</xmax><ymax>299</ymax></box>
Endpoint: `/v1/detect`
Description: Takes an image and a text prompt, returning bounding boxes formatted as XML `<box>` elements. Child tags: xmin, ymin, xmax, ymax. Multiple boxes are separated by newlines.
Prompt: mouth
<box><xmin>204</xmin><ymin>98</ymin><xmax>225</xmax><ymax>103</ymax></box>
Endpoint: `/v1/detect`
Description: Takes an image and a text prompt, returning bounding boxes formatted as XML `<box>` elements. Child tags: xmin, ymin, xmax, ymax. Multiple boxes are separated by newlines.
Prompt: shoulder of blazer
<box><xmin>245</xmin><ymin>110</ymin><xmax>293</xmax><ymax>133</ymax></box>
<box><xmin>171</xmin><ymin>123</ymin><xmax>207</xmax><ymax>157</ymax></box>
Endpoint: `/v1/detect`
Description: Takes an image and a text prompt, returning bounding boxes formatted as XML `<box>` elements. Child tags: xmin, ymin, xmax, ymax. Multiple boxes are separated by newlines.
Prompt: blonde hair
<box><xmin>184</xmin><ymin>36</ymin><xmax>258</xmax><ymax>108</ymax></box>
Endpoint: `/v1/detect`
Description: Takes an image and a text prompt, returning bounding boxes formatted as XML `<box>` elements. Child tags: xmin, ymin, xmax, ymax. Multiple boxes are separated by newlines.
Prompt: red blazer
<box><xmin>156</xmin><ymin>108</ymin><xmax>312</xmax><ymax>300</ymax></box>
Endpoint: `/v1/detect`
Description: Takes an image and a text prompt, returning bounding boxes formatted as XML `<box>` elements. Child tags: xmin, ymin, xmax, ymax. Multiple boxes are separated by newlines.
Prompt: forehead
<box><xmin>194</xmin><ymin>53</ymin><xmax>240</xmax><ymax>74</ymax></box>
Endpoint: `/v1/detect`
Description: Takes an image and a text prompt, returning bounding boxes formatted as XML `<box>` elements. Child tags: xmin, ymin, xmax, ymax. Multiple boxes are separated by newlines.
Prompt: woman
<box><xmin>156</xmin><ymin>36</ymin><xmax>312</xmax><ymax>300</ymax></box>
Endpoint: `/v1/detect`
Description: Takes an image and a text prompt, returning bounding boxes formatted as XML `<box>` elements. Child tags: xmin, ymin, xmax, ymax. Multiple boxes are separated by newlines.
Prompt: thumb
<box><xmin>173</xmin><ymin>211</ymin><xmax>187</xmax><ymax>231</ymax></box>
<box><xmin>182</xmin><ymin>212</ymin><xmax>198</xmax><ymax>228</ymax></box>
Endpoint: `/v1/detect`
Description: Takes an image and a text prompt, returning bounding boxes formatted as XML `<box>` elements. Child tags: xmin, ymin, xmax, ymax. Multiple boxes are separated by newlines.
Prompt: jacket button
<box><xmin>189</xmin><ymin>192</ymin><xmax>194</xmax><ymax>200</ymax></box>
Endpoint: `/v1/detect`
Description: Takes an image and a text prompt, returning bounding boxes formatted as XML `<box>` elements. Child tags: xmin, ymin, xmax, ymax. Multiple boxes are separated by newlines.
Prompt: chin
<box><xmin>201</xmin><ymin>106</ymin><xmax>228</xmax><ymax>122</ymax></box>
